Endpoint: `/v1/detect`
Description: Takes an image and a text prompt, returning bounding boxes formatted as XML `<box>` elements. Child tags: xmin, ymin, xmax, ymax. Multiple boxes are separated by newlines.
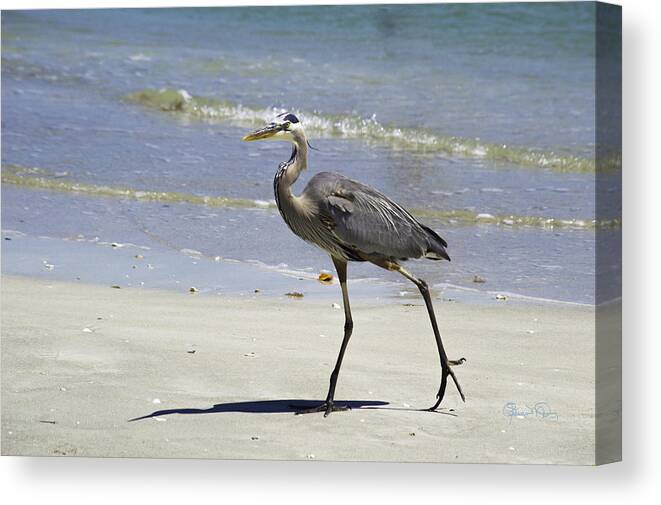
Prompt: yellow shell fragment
<box><xmin>318</xmin><ymin>272</ymin><xmax>333</xmax><ymax>283</ymax></box>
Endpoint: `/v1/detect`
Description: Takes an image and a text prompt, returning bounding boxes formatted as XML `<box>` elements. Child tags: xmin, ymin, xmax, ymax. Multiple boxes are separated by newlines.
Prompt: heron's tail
<box><xmin>421</xmin><ymin>225</ymin><xmax>451</xmax><ymax>261</ymax></box>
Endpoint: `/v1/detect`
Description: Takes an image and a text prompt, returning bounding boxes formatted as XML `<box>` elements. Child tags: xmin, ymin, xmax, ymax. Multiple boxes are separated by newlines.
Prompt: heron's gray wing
<box><xmin>306</xmin><ymin>172</ymin><xmax>448</xmax><ymax>261</ymax></box>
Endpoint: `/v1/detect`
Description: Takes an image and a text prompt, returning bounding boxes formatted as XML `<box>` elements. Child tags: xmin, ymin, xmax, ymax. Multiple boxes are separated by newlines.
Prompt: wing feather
<box><xmin>304</xmin><ymin>172</ymin><xmax>448</xmax><ymax>261</ymax></box>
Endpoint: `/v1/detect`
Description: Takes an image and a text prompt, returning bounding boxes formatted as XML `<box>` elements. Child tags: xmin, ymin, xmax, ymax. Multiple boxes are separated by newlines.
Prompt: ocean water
<box><xmin>1</xmin><ymin>4</ymin><xmax>620</xmax><ymax>304</ymax></box>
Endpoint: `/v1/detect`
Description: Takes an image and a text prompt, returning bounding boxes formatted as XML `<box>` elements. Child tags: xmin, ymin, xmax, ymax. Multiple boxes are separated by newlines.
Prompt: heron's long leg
<box><xmin>397</xmin><ymin>266</ymin><xmax>466</xmax><ymax>410</ymax></box>
<box><xmin>295</xmin><ymin>257</ymin><xmax>353</xmax><ymax>417</ymax></box>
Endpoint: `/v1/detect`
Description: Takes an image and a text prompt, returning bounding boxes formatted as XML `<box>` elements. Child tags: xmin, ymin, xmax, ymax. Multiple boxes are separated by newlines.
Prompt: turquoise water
<box><xmin>1</xmin><ymin>5</ymin><xmax>619</xmax><ymax>304</ymax></box>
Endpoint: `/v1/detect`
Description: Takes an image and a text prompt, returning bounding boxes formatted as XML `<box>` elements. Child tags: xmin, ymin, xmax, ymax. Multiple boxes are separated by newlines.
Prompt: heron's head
<box><xmin>242</xmin><ymin>113</ymin><xmax>303</xmax><ymax>143</ymax></box>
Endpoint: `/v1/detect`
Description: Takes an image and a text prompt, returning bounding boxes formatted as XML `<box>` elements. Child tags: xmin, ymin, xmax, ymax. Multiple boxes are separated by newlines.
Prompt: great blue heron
<box><xmin>243</xmin><ymin>113</ymin><xmax>465</xmax><ymax>416</ymax></box>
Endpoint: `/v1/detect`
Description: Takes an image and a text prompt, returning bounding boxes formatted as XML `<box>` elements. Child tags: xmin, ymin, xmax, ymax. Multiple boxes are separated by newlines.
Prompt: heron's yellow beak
<box><xmin>242</xmin><ymin>123</ymin><xmax>282</xmax><ymax>141</ymax></box>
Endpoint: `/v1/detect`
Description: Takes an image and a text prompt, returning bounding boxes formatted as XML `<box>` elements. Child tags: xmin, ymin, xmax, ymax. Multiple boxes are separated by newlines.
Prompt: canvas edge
<box><xmin>594</xmin><ymin>0</ymin><xmax>622</xmax><ymax>466</ymax></box>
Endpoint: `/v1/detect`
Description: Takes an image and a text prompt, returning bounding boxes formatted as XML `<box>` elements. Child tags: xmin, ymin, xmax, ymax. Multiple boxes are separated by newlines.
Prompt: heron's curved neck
<box><xmin>274</xmin><ymin>134</ymin><xmax>308</xmax><ymax>200</ymax></box>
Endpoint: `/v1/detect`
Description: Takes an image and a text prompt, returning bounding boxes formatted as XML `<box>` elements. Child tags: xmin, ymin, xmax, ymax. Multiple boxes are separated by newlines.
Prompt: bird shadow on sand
<box><xmin>128</xmin><ymin>399</ymin><xmax>386</xmax><ymax>422</ymax></box>
<box><xmin>128</xmin><ymin>399</ymin><xmax>458</xmax><ymax>422</ymax></box>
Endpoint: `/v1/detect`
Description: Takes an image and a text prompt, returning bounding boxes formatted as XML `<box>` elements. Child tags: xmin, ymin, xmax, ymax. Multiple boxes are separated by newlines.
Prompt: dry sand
<box><xmin>2</xmin><ymin>275</ymin><xmax>597</xmax><ymax>464</ymax></box>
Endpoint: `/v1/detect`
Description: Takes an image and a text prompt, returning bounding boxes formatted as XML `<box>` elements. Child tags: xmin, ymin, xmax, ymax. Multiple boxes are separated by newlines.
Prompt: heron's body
<box><xmin>244</xmin><ymin>113</ymin><xmax>465</xmax><ymax>416</ymax></box>
<box><xmin>275</xmin><ymin>147</ymin><xmax>451</xmax><ymax>265</ymax></box>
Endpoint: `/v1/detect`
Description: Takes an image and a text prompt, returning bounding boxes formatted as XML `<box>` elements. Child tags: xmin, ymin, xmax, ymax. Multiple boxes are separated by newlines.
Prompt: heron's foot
<box><xmin>428</xmin><ymin>357</ymin><xmax>466</xmax><ymax>411</ymax></box>
<box><xmin>293</xmin><ymin>401</ymin><xmax>351</xmax><ymax>417</ymax></box>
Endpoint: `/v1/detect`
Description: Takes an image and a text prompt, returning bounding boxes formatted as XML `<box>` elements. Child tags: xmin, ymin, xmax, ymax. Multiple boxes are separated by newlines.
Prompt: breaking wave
<box><xmin>3</xmin><ymin>164</ymin><xmax>620</xmax><ymax>230</ymax></box>
<box><xmin>124</xmin><ymin>88</ymin><xmax>619</xmax><ymax>173</ymax></box>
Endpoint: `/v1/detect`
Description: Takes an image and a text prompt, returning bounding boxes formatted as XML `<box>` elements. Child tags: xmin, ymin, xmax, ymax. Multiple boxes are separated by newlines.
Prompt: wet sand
<box><xmin>1</xmin><ymin>275</ymin><xmax>597</xmax><ymax>464</ymax></box>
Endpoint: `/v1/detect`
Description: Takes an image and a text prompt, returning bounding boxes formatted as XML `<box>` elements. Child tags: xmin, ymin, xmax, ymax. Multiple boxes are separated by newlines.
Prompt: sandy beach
<box><xmin>2</xmin><ymin>275</ymin><xmax>598</xmax><ymax>464</ymax></box>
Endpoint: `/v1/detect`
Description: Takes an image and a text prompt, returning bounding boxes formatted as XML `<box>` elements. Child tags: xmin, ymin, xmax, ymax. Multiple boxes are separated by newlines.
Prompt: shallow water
<box><xmin>2</xmin><ymin>5</ymin><xmax>620</xmax><ymax>304</ymax></box>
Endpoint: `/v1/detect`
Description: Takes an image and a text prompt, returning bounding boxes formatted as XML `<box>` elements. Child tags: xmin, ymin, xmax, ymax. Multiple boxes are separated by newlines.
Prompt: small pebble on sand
<box><xmin>472</xmin><ymin>275</ymin><xmax>486</xmax><ymax>283</ymax></box>
<box><xmin>285</xmin><ymin>292</ymin><xmax>304</xmax><ymax>298</ymax></box>
<box><xmin>495</xmin><ymin>294</ymin><xmax>507</xmax><ymax>300</ymax></box>
<box><xmin>331</xmin><ymin>303</ymin><xmax>341</xmax><ymax>309</ymax></box>
<box><xmin>189</xmin><ymin>287</ymin><xmax>199</xmax><ymax>293</ymax></box>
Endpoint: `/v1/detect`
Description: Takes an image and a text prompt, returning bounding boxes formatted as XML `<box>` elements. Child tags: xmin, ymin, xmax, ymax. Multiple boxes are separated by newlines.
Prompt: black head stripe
<box><xmin>283</xmin><ymin>113</ymin><xmax>299</xmax><ymax>124</ymax></box>
<box><xmin>276</xmin><ymin>112</ymin><xmax>299</xmax><ymax>124</ymax></box>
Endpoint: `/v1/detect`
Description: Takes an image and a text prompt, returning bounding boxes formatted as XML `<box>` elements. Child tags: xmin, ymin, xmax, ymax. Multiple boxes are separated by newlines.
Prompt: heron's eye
<box><xmin>283</xmin><ymin>121</ymin><xmax>291</xmax><ymax>130</ymax></box>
